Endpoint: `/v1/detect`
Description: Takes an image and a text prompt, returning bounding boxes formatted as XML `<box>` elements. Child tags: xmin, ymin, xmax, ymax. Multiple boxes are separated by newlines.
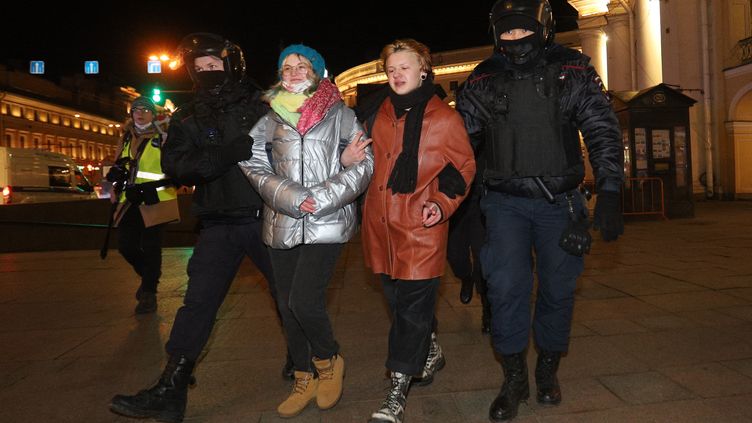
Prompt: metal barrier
<box><xmin>621</xmin><ymin>177</ymin><xmax>666</xmax><ymax>219</ymax></box>
<box><xmin>582</xmin><ymin>177</ymin><xmax>666</xmax><ymax>219</ymax></box>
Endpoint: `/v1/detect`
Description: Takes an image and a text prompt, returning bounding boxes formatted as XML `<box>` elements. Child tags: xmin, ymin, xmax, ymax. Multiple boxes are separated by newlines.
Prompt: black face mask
<box><xmin>194</xmin><ymin>70</ymin><xmax>228</xmax><ymax>90</ymax></box>
<box><xmin>499</xmin><ymin>33</ymin><xmax>543</xmax><ymax>69</ymax></box>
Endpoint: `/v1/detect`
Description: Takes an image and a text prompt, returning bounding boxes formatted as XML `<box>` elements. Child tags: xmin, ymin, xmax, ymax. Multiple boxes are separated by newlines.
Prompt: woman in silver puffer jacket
<box><xmin>239</xmin><ymin>44</ymin><xmax>372</xmax><ymax>418</ymax></box>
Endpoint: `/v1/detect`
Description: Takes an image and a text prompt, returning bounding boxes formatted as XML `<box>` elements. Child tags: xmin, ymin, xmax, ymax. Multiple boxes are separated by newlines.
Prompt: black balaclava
<box><xmin>496</xmin><ymin>15</ymin><xmax>544</xmax><ymax>70</ymax></box>
<box><xmin>194</xmin><ymin>70</ymin><xmax>228</xmax><ymax>92</ymax></box>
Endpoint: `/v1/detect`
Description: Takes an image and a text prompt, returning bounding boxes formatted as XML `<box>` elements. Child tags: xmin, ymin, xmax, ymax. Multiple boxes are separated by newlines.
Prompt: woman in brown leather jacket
<box><xmin>360</xmin><ymin>39</ymin><xmax>475</xmax><ymax>423</ymax></box>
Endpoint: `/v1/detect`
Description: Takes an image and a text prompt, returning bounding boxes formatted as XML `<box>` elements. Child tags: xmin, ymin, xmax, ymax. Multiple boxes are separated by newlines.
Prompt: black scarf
<box><xmin>386</xmin><ymin>80</ymin><xmax>436</xmax><ymax>194</ymax></box>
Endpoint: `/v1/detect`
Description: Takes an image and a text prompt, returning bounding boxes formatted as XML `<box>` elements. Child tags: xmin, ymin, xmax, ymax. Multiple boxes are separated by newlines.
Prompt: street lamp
<box><xmin>148</xmin><ymin>53</ymin><xmax>179</xmax><ymax>70</ymax></box>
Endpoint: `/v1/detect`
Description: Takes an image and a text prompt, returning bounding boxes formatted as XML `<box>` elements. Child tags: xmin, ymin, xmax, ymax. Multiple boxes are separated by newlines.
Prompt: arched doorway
<box><xmin>728</xmin><ymin>86</ymin><xmax>752</xmax><ymax>196</ymax></box>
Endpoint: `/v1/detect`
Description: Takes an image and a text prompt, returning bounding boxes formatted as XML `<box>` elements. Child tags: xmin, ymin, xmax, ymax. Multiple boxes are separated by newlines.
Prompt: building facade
<box><xmin>335</xmin><ymin>0</ymin><xmax>752</xmax><ymax>199</ymax></box>
<box><xmin>0</xmin><ymin>65</ymin><xmax>138</xmax><ymax>182</ymax></box>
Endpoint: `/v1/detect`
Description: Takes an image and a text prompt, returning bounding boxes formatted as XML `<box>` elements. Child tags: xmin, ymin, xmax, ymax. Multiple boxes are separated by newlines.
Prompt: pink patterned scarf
<box><xmin>297</xmin><ymin>79</ymin><xmax>342</xmax><ymax>135</ymax></box>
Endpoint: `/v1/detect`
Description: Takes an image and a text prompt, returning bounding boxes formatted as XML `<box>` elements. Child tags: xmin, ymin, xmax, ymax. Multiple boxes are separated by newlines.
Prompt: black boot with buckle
<box><xmin>535</xmin><ymin>350</ymin><xmax>562</xmax><ymax>406</ymax></box>
<box><xmin>110</xmin><ymin>355</ymin><xmax>196</xmax><ymax>423</ymax></box>
<box><xmin>489</xmin><ymin>352</ymin><xmax>529</xmax><ymax>422</ymax></box>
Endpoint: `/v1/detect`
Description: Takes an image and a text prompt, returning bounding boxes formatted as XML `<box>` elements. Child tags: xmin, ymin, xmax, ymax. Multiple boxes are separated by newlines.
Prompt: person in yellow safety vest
<box><xmin>108</xmin><ymin>96</ymin><xmax>179</xmax><ymax>314</ymax></box>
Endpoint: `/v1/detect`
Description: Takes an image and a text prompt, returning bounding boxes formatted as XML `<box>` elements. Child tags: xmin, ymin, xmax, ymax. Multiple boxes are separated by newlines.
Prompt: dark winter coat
<box><xmin>162</xmin><ymin>80</ymin><xmax>269</xmax><ymax>221</ymax></box>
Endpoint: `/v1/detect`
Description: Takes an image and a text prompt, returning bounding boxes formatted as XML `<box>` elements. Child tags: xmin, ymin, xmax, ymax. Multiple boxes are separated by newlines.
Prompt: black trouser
<box><xmin>117</xmin><ymin>206</ymin><xmax>163</xmax><ymax>294</ymax></box>
<box><xmin>480</xmin><ymin>191</ymin><xmax>584</xmax><ymax>354</ymax></box>
<box><xmin>269</xmin><ymin>243</ymin><xmax>343</xmax><ymax>372</ymax></box>
<box><xmin>381</xmin><ymin>275</ymin><xmax>440</xmax><ymax>376</ymax></box>
<box><xmin>165</xmin><ymin>219</ymin><xmax>274</xmax><ymax>361</ymax></box>
<box><xmin>447</xmin><ymin>192</ymin><xmax>486</xmax><ymax>294</ymax></box>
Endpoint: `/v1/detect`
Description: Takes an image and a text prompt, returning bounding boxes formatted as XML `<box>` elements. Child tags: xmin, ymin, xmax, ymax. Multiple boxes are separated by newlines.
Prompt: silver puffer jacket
<box><xmin>239</xmin><ymin>102</ymin><xmax>373</xmax><ymax>249</ymax></box>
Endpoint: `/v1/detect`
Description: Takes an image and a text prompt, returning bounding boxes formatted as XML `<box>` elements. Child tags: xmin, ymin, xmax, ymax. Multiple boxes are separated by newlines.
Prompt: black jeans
<box><xmin>269</xmin><ymin>243</ymin><xmax>343</xmax><ymax>372</ymax></box>
<box><xmin>117</xmin><ymin>206</ymin><xmax>163</xmax><ymax>294</ymax></box>
<box><xmin>166</xmin><ymin>219</ymin><xmax>274</xmax><ymax>361</ymax></box>
<box><xmin>381</xmin><ymin>275</ymin><xmax>440</xmax><ymax>376</ymax></box>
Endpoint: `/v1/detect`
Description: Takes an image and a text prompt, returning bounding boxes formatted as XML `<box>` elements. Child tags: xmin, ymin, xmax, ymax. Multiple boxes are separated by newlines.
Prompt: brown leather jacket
<box><xmin>361</xmin><ymin>96</ymin><xmax>475</xmax><ymax>280</ymax></box>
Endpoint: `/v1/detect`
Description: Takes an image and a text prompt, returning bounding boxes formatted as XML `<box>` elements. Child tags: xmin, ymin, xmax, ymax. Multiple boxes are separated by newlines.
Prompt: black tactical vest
<box><xmin>483</xmin><ymin>62</ymin><xmax>582</xmax><ymax>181</ymax></box>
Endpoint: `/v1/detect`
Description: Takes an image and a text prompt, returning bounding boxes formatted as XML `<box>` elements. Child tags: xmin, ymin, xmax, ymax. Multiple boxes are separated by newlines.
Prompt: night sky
<box><xmin>2</xmin><ymin>1</ymin><xmax>577</xmax><ymax>97</ymax></box>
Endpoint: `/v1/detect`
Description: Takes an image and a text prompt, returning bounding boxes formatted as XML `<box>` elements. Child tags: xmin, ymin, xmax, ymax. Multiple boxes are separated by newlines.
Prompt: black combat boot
<box><xmin>369</xmin><ymin>371</ymin><xmax>411</xmax><ymax>423</ymax></box>
<box><xmin>489</xmin><ymin>352</ymin><xmax>529</xmax><ymax>422</ymax></box>
<box><xmin>535</xmin><ymin>350</ymin><xmax>562</xmax><ymax>405</ymax></box>
<box><xmin>110</xmin><ymin>355</ymin><xmax>195</xmax><ymax>423</ymax></box>
<box><xmin>135</xmin><ymin>291</ymin><xmax>157</xmax><ymax>314</ymax></box>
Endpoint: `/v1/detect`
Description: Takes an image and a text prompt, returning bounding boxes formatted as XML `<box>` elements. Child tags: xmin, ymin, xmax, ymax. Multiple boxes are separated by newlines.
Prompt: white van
<box><xmin>0</xmin><ymin>147</ymin><xmax>97</xmax><ymax>205</ymax></box>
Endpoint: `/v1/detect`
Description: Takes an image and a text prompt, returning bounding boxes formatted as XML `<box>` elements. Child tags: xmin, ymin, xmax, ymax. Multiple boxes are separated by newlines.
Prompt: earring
<box><xmin>420</xmin><ymin>74</ymin><xmax>427</xmax><ymax>80</ymax></box>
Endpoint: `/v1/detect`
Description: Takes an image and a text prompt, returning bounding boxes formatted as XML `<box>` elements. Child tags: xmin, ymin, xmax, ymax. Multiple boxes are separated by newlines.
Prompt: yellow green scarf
<box><xmin>271</xmin><ymin>91</ymin><xmax>308</xmax><ymax>127</ymax></box>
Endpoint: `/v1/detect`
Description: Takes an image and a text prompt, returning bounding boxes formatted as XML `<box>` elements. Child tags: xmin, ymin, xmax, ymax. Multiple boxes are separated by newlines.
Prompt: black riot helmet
<box><xmin>490</xmin><ymin>0</ymin><xmax>555</xmax><ymax>50</ymax></box>
<box><xmin>174</xmin><ymin>33</ymin><xmax>246</xmax><ymax>90</ymax></box>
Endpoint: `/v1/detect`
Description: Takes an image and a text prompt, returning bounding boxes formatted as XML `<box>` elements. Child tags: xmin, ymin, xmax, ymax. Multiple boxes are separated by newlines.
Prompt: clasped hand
<box><xmin>421</xmin><ymin>201</ymin><xmax>442</xmax><ymax>228</ymax></box>
<box><xmin>340</xmin><ymin>131</ymin><xmax>373</xmax><ymax>168</ymax></box>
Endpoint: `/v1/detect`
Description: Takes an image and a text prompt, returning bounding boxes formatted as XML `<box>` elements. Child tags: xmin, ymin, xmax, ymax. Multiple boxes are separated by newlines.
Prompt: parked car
<box><xmin>0</xmin><ymin>147</ymin><xmax>97</xmax><ymax>204</ymax></box>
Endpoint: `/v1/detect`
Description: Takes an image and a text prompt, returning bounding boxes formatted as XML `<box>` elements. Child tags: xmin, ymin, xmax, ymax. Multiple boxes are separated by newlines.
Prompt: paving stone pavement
<box><xmin>1</xmin><ymin>200</ymin><xmax>752</xmax><ymax>423</ymax></box>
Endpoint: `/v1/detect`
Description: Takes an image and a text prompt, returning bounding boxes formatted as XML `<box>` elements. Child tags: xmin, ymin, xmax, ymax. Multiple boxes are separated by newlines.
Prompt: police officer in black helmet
<box><xmin>456</xmin><ymin>1</ymin><xmax>624</xmax><ymax>421</ymax></box>
<box><xmin>109</xmin><ymin>33</ymin><xmax>279</xmax><ymax>423</ymax></box>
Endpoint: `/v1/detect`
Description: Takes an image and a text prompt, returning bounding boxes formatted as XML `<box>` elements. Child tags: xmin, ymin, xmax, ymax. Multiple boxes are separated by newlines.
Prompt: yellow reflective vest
<box><xmin>118</xmin><ymin>131</ymin><xmax>177</xmax><ymax>204</ymax></box>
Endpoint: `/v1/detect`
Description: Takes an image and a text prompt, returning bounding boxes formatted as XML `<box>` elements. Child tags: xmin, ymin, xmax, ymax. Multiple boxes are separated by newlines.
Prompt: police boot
<box><xmin>535</xmin><ymin>350</ymin><xmax>562</xmax><ymax>406</ymax></box>
<box><xmin>489</xmin><ymin>352</ymin><xmax>529</xmax><ymax>422</ymax></box>
<box><xmin>135</xmin><ymin>291</ymin><xmax>157</xmax><ymax>314</ymax></box>
<box><xmin>412</xmin><ymin>332</ymin><xmax>446</xmax><ymax>387</ymax></box>
<box><xmin>369</xmin><ymin>371</ymin><xmax>411</xmax><ymax>423</ymax></box>
<box><xmin>110</xmin><ymin>355</ymin><xmax>195</xmax><ymax>423</ymax></box>
<box><xmin>459</xmin><ymin>277</ymin><xmax>474</xmax><ymax>304</ymax></box>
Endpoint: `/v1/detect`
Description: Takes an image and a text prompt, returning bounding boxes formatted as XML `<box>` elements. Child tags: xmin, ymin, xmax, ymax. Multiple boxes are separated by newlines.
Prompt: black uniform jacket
<box><xmin>162</xmin><ymin>80</ymin><xmax>270</xmax><ymax>220</ymax></box>
<box><xmin>456</xmin><ymin>44</ymin><xmax>624</xmax><ymax>196</ymax></box>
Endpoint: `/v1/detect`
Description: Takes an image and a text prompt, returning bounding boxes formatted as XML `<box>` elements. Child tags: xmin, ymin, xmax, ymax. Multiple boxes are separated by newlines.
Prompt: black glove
<box><xmin>437</xmin><ymin>163</ymin><xmax>467</xmax><ymax>199</ymax></box>
<box><xmin>559</xmin><ymin>216</ymin><xmax>592</xmax><ymax>256</ymax></box>
<box><xmin>124</xmin><ymin>185</ymin><xmax>144</xmax><ymax>205</ymax></box>
<box><xmin>219</xmin><ymin>135</ymin><xmax>254</xmax><ymax>165</ymax></box>
<box><xmin>105</xmin><ymin>164</ymin><xmax>128</xmax><ymax>184</ymax></box>
<box><xmin>141</xmin><ymin>185</ymin><xmax>160</xmax><ymax>205</ymax></box>
<box><xmin>593</xmin><ymin>191</ymin><xmax>624</xmax><ymax>241</ymax></box>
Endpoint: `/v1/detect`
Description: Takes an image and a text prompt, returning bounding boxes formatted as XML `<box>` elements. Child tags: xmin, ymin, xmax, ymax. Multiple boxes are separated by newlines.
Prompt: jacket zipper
<box><xmin>274</xmin><ymin>113</ymin><xmax>308</xmax><ymax>245</ymax></box>
<box><xmin>275</xmin><ymin>105</ymin><xmax>340</xmax><ymax>245</ymax></box>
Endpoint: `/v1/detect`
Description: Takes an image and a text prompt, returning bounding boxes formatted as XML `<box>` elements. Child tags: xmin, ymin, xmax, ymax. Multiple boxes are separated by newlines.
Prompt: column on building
<box><xmin>605</xmin><ymin>12</ymin><xmax>632</xmax><ymax>92</ymax></box>
<box><xmin>634</xmin><ymin>0</ymin><xmax>663</xmax><ymax>88</ymax></box>
<box><xmin>579</xmin><ymin>28</ymin><xmax>609</xmax><ymax>88</ymax></box>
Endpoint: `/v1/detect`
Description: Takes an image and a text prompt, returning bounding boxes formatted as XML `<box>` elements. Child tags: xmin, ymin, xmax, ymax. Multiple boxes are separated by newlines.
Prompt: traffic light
<box><xmin>151</xmin><ymin>88</ymin><xmax>162</xmax><ymax>104</ymax></box>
